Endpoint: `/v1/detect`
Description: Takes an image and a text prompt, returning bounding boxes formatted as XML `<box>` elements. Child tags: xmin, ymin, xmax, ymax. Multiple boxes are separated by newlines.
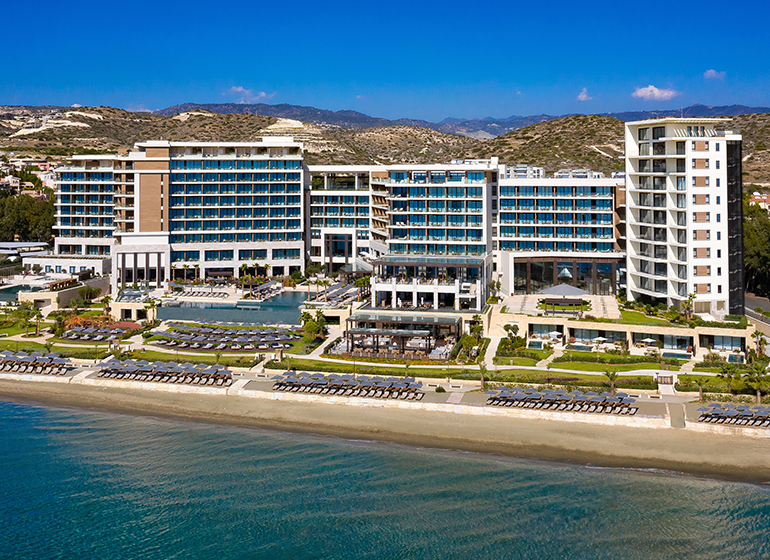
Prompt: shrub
<box><xmin>435</xmin><ymin>386</ymin><xmax>446</xmax><ymax>393</ymax></box>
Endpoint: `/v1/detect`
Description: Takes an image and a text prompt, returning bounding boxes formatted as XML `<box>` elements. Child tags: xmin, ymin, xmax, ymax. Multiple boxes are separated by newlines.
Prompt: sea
<box><xmin>1</xmin><ymin>399</ymin><xmax>769</xmax><ymax>560</ymax></box>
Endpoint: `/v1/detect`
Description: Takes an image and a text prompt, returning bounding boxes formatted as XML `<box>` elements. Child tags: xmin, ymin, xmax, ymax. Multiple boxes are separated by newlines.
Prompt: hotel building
<box><xmin>624</xmin><ymin>118</ymin><xmax>743</xmax><ymax>316</ymax></box>
<box><xmin>46</xmin><ymin>116</ymin><xmax>743</xmax><ymax>323</ymax></box>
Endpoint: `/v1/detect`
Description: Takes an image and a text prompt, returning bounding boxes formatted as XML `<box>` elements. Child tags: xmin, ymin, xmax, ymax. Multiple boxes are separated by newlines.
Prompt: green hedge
<box><xmin>553</xmin><ymin>354</ymin><xmax>663</xmax><ymax>365</ymax></box>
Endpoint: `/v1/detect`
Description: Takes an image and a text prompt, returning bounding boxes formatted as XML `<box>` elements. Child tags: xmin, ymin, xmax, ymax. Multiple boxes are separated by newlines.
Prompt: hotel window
<box><xmin>717</xmin><ymin>267</ymin><xmax>722</xmax><ymax>276</ymax></box>
<box><xmin>716</xmin><ymin>179</ymin><xmax>720</xmax><ymax>187</ymax></box>
<box><xmin>716</xmin><ymin>161</ymin><xmax>720</xmax><ymax>169</ymax></box>
<box><xmin>717</xmin><ymin>249</ymin><xmax>721</xmax><ymax>258</ymax></box>
<box><xmin>718</xmin><ymin>285</ymin><xmax>722</xmax><ymax>294</ymax></box>
<box><xmin>717</xmin><ymin>232</ymin><xmax>721</xmax><ymax>240</ymax></box>
<box><xmin>715</xmin><ymin>143</ymin><xmax>720</xmax><ymax>152</ymax></box>
<box><xmin>716</xmin><ymin>214</ymin><xmax>720</xmax><ymax>223</ymax></box>
<box><xmin>638</xmin><ymin>128</ymin><xmax>649</xmax><ymax>140</ymax></box>
<box><xmin>652</xmin><ymin>126</ymin><xmax>665</xmax><ymax>140</ymax></box>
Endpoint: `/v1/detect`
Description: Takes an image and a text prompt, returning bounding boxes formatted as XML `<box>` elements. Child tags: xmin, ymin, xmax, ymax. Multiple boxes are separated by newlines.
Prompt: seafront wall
<box><xmin>8</xmin><ymin>370</ymin><xmax>770</xmax><ymax>439</ymax></box>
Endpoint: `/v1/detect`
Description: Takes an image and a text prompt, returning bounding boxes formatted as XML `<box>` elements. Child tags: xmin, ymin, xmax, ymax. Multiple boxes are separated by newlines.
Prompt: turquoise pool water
<box><xmin>0</xmin><ymin>285</ymin><xmax>41</xmax><ymax>302</ymax></box>
<box><xmin>158</xmin><ymin>291</ymin><xmax>307</xmax><ymax>325</ymax></box>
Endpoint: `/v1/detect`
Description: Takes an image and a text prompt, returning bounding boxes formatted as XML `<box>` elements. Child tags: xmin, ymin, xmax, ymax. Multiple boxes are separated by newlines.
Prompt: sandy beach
<box><xmin>2</xmin><ymin>379</ymin><xmax>770</xmax><ymax>484</ymax></box>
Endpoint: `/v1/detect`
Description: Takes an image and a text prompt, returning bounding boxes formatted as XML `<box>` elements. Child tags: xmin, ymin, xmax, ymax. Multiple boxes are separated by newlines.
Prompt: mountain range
<box><xmin>153</xmin><ymin>103</ymin><xmax>770</xmax><ymax>139</ymax></box>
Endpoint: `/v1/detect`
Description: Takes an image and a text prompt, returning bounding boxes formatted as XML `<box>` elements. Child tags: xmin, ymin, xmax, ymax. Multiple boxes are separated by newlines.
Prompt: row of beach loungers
<box><xmin>97</xmin><ymin>359</ymin><xmax>234</xmax><ymax>386</ymax></box>
<box><xmin>180</xmin><ymin>291</ymin><xmax>229</xmax><ymax>298</ymax></box>
<box><xmin>0</xmin><ymin>351</ymin><xmax>70</xmax><ymax>375</ymax></box>
<box><xmin>697</xmin><ymin>403</ymin><xmax>770</xmax><ymax>427</ymax></box>
<box><xmin>272</xmin><ymin>372</ymin><xmax>425</xmax><ymax>400</ymax></box>
<box><xmin>155</xmin><ymin>339</ymin><xmax>290</xmax><ymax>351</ymax></box>
<box><xmin>62</xmin><ymin>327</ymin><xmax>126</xmax><ymax>341</ymax></box>
<box><xmin>485</xmin><ymin>387</ymin><xmax>639</xmax><ymax>415</ymax></box>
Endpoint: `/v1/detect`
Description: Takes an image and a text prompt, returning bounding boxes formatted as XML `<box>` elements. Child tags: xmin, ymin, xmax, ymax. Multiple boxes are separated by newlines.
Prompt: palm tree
<box><xmin>718</xmin><ymin>363</ymin><xmax>740</xmax><ymax>394</ymax></box>
<box><xmin>752</xmin><ymin>330</ymin><xmax>765</xmax><ymax>357</ymax></box>
<box><xmin>693</xmin><ymin>377</ymin><xmax>707</xmax><ymax>403</ymax></box>
<box><xmin>320</xmin><ymin>279</ymin><xmax>331</xmax><ymax>302</ymax></box>
<box><xmin>263</xmin><ymin>263</ymin><xmax>271</xmax><ymax>279</ymax></box>
<box><xmin>604</xmin><ymin>368</ymin><xmax>619</xmax><ymax>396</ymax></box>
<box><xmin>182</xmin><ymin>264</ymin><xmax>190</xmax><ymax>283</ymax></box>
<box><xmin>745</xmin><ymin>363</ymin><xmax>768</xmax><ymax>404</ymax></box>
<box><xmin>143</xmin><ymin>300</ymin><xmax>158</xmax><ymax>323</ymax></box>
<box><xmin>101</xmin><ymin>295</ymin><xmax>112</xmax><ymax>316</ymax></box>
<box><xmin>33</xmin><ymin>309</ymin><xmax>43</xmax><ymax>336</ymax></box>
<box><xmin>479</xmin><ymin>360</ymin><xmax>487</xmax><ymax>390</ymax></box>
<box><xmin>193</xmin><ymin>264</ymin><xmax>200</xmax><ymax>283</ymax></box>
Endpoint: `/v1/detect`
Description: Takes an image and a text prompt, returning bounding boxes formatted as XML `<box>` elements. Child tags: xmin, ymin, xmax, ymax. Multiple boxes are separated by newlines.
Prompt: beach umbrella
<box><xmin>615</xmin><ymin>392</ymin><xmax>629</xmax><ymax>398</ymax></box>
<box><xmin>641</xmin><ymin>338</ymin><xmax>656</xmax><ymax>344</ymax></box>
<box><xmin>485</xmin><ymin>390</ymin><xmax>499</xmax><ymax>395</ymax></box>
<box><xmin>593</xmin><ymin>337</ymin><xmax>607</xmax><ymax>342</ymax></box>
<box><xmin>385</xmin><ymin>377</ymin><xmax>400</xmax><ymax>383</ymax></box>
<box><xmin>589</xmin><ymin>396</ymin><xmax>605</xmax><ymax>402</ymax></box>
<box><xmin>697</xmin><ymin>407</ymin><xmax>711</xmax><ymax>412</ymax></box>
<box><xmin>572</xmin><ymin>396</ymin><xmax>588</xmax><ymax>402</ymax></box>
<box><xmin>599</xmin><ymin>392</ymin><xmax>613</xmax><ymax>397</ymax></box>
<box><xmin>605</xmin><ymin>397</ymin><xmax>621</xmax><ymax>404</ymax></box>
<box><xmin>557</xmin><ymin>394</ymin><xmax>573</xmax><ymax>401</ymax></box>
<box><xmin>408</xmin><ymin>383</ymin><xmax>423</xmax><ymax>390</ymax></box>
<box><xmin>359</xmin><ymin>380</ymin><xmax>375</xmax><ymax>387</ymax></box>
<box><xmin>553</xmin><ymin>389</ymin><xmax>567</xmax><ymax>395</ymax></box>
<box><xmin>52</xmin><ymin>358</ymin><xmax>67</xmax><ymax>365</ymax></box>
<box><xmin>376</xmin><ymin>382</ymin><xmax>391</xmax><ymax>388</ymax></box>
<box><xmin>548</xmin><ymin>331</ymin><xmax>562</xmax><ymax>338</ymax></box>
<box><xmin>344</xmin><ymin>380</ymin><xmax>359</xmax><ymax>386</ymax></box>
<box><xmin>621</xmin><ymin>398</ymin><xmax>636</xmax><ymax>404</ymax></box>
<box><xmin>524</xmin><ymin>387</ymin><xmax>538</xmax><ymax>394</ymax></box>
<box><xmin>567</xmin><ymin>390</ymin><xmax>583</xmax><ymax>396</ymax></box>
<box><xmin>393</xmin><ymin>382</ymin><xmax>409</xmax><ymax>389</ymax></box>
<box><xmin>584</xmin><ymin>391</ymin><xmax>598</xmax><ymax>397</ymax></box>
<box><xmin>370</xmin><ymin>377</ymin><xmax>384</xmax><ymax>383</ymax></box>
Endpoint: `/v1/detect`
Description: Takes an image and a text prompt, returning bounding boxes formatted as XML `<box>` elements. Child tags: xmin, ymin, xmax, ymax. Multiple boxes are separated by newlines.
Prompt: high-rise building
<box><xmin>624</xmin><ymin>118</ymin><xmax>743</xmax><ymax>317</ymax></box>
<box><xmin>104</xmin><ymin>138</ymin><xmax>305</xmax><ymax>292</ymax></box>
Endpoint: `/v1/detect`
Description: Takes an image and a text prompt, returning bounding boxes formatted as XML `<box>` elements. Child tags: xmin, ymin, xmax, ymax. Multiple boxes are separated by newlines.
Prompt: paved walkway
<box><xmin>536</xmin><ymin>347</ymin><xmax>564</xmax><ymax>368</ymax></box>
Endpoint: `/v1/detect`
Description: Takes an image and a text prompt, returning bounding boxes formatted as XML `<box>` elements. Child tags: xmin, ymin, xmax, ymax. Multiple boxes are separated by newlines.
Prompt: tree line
<box><xmin>743</xmin><ymin>194</ymin><xmax>770</xmax><ymax>296</ymax></box>
<box><xmin>0</xmin><ymin>192</ymin><xmax>55</xmax><ymax>242</ymax></box>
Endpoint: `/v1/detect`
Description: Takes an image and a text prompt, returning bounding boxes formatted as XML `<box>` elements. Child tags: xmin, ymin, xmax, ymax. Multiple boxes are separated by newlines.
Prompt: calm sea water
<box><xmin>1</xmin><ymin>400</ymin><xmax>769</xmax><ymax>560</ymax></box>
<box><xmin>157</xmin><ymin>291</ymin><xmax>307</xmax><ymax>325</ymax></box>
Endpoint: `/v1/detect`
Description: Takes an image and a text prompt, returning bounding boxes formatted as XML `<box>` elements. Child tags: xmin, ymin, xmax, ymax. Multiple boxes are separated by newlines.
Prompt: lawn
<box><xmin>122</xmin><ymin>349</ymin><xmax>258</xmax><ymax>368</ymax></box>
<box><xmin>266</xmin><ymin>357</ymin><xmax>470</xmax><ymax>378</ymax></box>
<box><xmin>551</xmin><ymin>361</ymin><xmax>671</xmax><ymax>372</ymax></box>
<box><xmin>493</xmin><ymin>357</ymin><xmax>539</xmax><ymax>367</ymax></box>
<box><xmin>485</xmin><ymin>369</ymin><xmax>656</xmax><ymax>390</ymax></box>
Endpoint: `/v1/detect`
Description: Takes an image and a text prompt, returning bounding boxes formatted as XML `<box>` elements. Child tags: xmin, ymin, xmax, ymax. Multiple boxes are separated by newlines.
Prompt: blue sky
<box><xmin>3</xmin><ymin>0</ymin><xmax>770</xmax><ymax>121</ymax></box>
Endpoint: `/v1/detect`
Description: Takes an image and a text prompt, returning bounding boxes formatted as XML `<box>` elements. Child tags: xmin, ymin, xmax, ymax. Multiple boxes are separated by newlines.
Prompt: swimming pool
<box><xmin>157</xmin><ymin>291</ymin><xmax>307</xmax><ymax>325</ymax></box>
<box><xmin>527</xmin><ymin>341</ymin><xmax>542</xmax><ymax>349</ymax></box>
<box><xmin>0</xmin><ymin>285</ymin><xmax>42</xmax><ymax>302</ymax></box>
<box><xmin>662</xmin><ymin>352</ymin><xmax>690</xmax><ymax>359</ymax></box>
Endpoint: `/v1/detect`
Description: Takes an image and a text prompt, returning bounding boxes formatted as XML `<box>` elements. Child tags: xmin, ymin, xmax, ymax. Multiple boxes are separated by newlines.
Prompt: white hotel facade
<box><xmin>624</xmin><ymin>118</ymin><xmax>744</xmax><ymax>316</ymax></box>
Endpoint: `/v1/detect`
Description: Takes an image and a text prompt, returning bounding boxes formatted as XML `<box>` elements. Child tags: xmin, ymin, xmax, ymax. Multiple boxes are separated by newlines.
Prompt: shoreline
<box><xmin>2</xmin><ymin>379</ymin><xmax>770</xmax><ymax>484</ymax></box>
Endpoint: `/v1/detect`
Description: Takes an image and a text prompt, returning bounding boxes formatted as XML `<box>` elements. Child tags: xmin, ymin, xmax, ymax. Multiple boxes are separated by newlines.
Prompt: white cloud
<box><xmin>577</xmin><ymin>87</ymin><xmax>592</xmax><ymax>101</ymax></box>
<box><xmin>356</xmin><ymin>95</ymin><xmax>365</xmax><ymax>99</ymax></box>
<box><xmin>631</xmin><ymin>84</ymin><xmax>681</xmax><ymax>101</ymax></box>
<box><xmin>704</xmin><ymin>69</ymin><xmax>726</xmax><ymax>80</ymax></box>
<box><xmin>71</xmin><ymin>103</ymin><xmax>82</xmax><ymax>108</ymax></box>
<box><xmin>223</xmin><ymin>86</ymin><xmax>274</xmax><ymax>104</ymax></box>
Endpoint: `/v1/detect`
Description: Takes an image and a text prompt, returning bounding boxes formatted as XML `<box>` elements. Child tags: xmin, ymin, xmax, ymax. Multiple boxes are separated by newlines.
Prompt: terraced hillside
<box><xmin>470</xmin><ymin>115</ymin><xmax>626</xmax><ymax>174</ymax></box>
<box><xmin>2</xmin><ymin>106</ymin><xmax>770</xmax><ymax>184</ymax></box>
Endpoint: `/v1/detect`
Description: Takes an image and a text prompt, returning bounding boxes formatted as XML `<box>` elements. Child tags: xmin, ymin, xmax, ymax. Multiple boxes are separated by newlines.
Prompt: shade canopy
<box><xmin>538</xmin><ymin>284</ymin><xmax>588</xmax><ymax>297</ymax></box>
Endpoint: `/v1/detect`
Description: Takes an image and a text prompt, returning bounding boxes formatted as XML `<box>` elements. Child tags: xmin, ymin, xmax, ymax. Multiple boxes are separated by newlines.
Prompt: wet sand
<box><xmin>2</xmin><ymin>379</ymin><xmax>770</xmax><ymax>484</ymax></box>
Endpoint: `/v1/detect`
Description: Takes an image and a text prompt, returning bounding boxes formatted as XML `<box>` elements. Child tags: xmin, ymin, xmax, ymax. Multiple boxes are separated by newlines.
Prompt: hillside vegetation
<box><xmin>2</xmin><ymin>106</ymin><xmax>770</xmax><ymax>183</ymax></box>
